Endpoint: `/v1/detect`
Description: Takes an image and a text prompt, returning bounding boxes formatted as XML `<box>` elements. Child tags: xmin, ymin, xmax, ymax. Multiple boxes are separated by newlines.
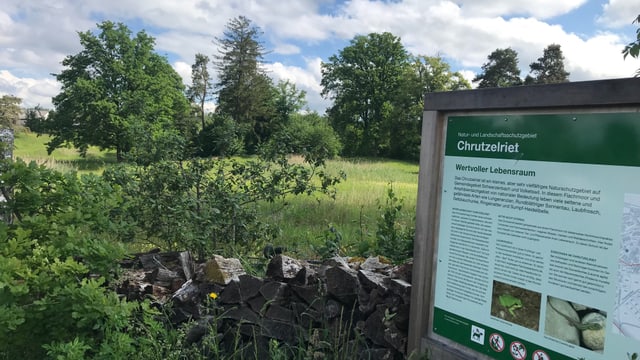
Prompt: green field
<box><xmin>13</xmin><ymin>131</ymin><xmax>117</xmax><ymax>173</ymax></box>
<box><xmin>12</xmin><ymin>131</ymin><xmax>419</xmax><ymax>257</ymax></box>
<box><xmin>260</xmin><ymin>157</ymin><xmax>419</xmax><ymax>256</ymax></box>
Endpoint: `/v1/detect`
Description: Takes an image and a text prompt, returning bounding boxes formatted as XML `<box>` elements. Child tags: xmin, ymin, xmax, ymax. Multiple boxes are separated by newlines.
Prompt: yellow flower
<box><xmin>208</xmin><ymin>292</ymin><xmax>218</xmax><ymax>300</ymax></box>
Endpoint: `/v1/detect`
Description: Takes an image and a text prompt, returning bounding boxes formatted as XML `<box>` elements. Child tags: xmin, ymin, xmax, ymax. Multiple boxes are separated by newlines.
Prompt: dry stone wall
<box><xmin>117</xmin><ymin>250</ymin><xmax>413</xmax><ymax>359</ymax></box>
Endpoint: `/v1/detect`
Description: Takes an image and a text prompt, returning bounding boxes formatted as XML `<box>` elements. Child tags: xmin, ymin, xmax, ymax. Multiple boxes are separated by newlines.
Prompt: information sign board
<box><xmin>432</xmin><ymin>112</ymin><xmax>640</xmax><ymax>359</ymax></box>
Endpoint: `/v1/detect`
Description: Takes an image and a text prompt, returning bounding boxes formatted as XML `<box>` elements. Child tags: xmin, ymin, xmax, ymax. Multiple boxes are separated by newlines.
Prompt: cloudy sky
<box><xmin>1</xmin><ymin>0</ymin><xmax>638</xmax><ymax>113</ymax></box>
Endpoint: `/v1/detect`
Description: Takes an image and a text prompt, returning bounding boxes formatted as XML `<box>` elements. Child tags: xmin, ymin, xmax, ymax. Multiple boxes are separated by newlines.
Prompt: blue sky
<box><xmin>1</xmin><ymin>0</ymin><xmax>638</xmax><ymax>113</ymax></box>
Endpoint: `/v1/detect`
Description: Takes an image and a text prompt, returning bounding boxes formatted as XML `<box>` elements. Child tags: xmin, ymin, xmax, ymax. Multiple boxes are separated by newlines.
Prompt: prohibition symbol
<box><xmin>532</xmin><ymin>349</ymin><xmax>550</xmax><ymax>360</ymax></box>
<box><xmin>489</xmin><ymin>333</ymin><xmax>504</xmax><ymax>352</ymax></box>
<box><xmin>509</xmin><ymin>341</ymin><xmax>526</xmax><ymax>360</ymax></box>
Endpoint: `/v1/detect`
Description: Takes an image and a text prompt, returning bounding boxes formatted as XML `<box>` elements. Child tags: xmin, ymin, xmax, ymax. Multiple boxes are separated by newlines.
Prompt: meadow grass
<box><xmin>13</xmin><ymin>131</ymin><xmax>420</xmax><ymax>257</ymax></box>
<box><xmin>260</xmin><ymin>157</ymin><xmax>419</xmax><ymax>257</ymax></box>
<box><xmin>13</xmin><ymin>130</ymin><xmax>117</xmax><ymax>173</ymax></box>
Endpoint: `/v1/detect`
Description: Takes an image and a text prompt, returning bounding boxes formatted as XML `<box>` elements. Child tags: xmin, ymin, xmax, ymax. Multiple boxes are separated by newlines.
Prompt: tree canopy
<box><xmin>389</xmin><ymin>55</ymin><xmax>470</xmax><ymax>159</ymax></box>
<box><xmin>0</xmin><ymin>95</ymin><xmax>22</xmax><ymax>128</ymax></box>
<box><xmin>43</xmin><ymin>21</ymin><xmax>190</xmax><ymax>162</ymax></box>
<box><xmin>187</xmin><ymin>53</ymin><xmax>213</xmax><ymax>130</ymax></box>
<box><xmin>623</xmin><ymin>14</ymin><xmax>640</xmax><ymax>76</ymax></box>
<box><xmin>321</xmin><ymin>33</ymin><xmax>470</xmax><ymax>159</ymax></box>
<box><xmin>525</xmin><ymin>44</ymin><xmax>570</xmax><ymax>84</ymax></box>
<box><xmin>473</xmin><ymin>48</ymin><xmax>523</xmax><ymax>88</ymax></box>
<box><xmin>321</xmin><ymin>32</ymin><xmax>410</xmax><ymax>157</ymax></box>
<box><xmin>214</xmin><ymin>16</ymin><xmax>274</xmax><ymax>152</ymax></box>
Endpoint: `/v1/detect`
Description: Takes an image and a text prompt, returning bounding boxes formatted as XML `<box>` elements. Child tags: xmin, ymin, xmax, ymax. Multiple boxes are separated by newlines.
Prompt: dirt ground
<box><xmin>490</xmin><ymin>280</ymin><xmax>541</xmax><ymax>331</ymax></box>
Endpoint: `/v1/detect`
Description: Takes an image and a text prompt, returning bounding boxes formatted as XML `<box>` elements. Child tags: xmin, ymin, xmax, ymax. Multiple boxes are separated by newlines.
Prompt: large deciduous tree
<box><xmin>473</xmin><ymin>48</ymin><xmax>523</xmax><ymax>88</ymax></box>
<box><xmin>321</xmin><ymin>32</ymin><xmax>409</xmax><ymax>157</ymax></box>
<box><xmin>525</xmin><ymin>44</ymin><xmax>570</xmax><ymax>84</ymax></box>
<box><xmin>214</xmin><ymin>16</ymin><xmax>274</xmax><ymax>153</ymax></box>
<box><xmin>44</xmin><ymin>21</ymin><xmax>190</xmax><ymax>163</ymax></box>
<box><xmin>0</xmin><ymin>95</ymin><xmax>22</xmax><ymax>128</ymax></box>
<box><xmin>623</xmin><ymin>14</ymin><xmax>640</xmax><ymax>76</ymax></box>
<box><xmin>390</xmin><ymin>56</ymin><xmax>470</xmax><ymax>160</ymax></box>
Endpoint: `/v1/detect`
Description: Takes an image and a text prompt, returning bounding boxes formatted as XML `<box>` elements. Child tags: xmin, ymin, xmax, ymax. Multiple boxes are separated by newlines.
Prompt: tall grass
<box><xmin>260</xmin><ymin>157</ymin><xmax>419</xmax><ymax>257</ymax></box>
<box><xmin>13</xmin><ymin>131</ymin><xmax>420</xmax><ymax>256</ymax></box>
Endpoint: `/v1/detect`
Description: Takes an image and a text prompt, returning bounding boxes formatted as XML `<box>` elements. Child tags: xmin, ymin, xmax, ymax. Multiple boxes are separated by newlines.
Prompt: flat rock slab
<box><xmin>326</xmin><ymin>265</ymin><xmax>358</xmax><ymax>304</ymax></box>
<box><xmin>203</xmin><ymin>255</ymin><xmax>246</xmax><ymax>285</ymax></box>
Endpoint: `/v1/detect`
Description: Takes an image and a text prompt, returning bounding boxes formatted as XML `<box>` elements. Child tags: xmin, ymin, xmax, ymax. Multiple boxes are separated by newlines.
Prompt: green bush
<box><xmin>267</xmin><ymin>112</ymin><xmax>342</xmax><ymax>165</ymax></box>
<box><xmin>374</xmin><ymin>183</ymin><xmax>415</xmax><ymax>264</ymax></box>
<box><xmin>102</xmin><ymin>152</ymin><xmax>344</xmax><ymax>260</ymax></box>
<box><xmin>0</xmin><ymin>159</ymin><xmax>180</xmax><ymax>359</ymax></box>
<box><xmin>198</xmin><ymin>113</ymin><xmax>244</xmax><ymax>157</ymax></box>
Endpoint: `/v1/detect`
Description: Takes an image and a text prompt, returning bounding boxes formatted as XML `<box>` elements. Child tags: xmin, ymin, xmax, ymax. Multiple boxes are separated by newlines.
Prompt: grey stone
<box><xmin>387</xmin><ymin>278</ymin><xmax>411</xmax><ymax>303</ymax></box>
<box><xmin>324</xmin><ymin>298</ymin><xmax>343</xmax><ymax>319</ymax></box>
<box><xmin>203</xmin><ymin>255</ymin><xmax>245</xmax><ymax>285</ymax></box>
<box><xmin>389</xmin><ymin>261</ymin><xmax>412</xmax><ymax>283</ymax></box>
<box><xmin>221</xmin><ymin>305</ymin><xmax>259</xmax><ymax>324</ymax></box>
<box><xmin>358</xmin><ymin>269</ymin><xmax>389</xmax><ymax>293</ymax></box>
<box><xmin>326</xmin><ymin>265</ymin><xmax>358</xmax><ymax>304</ymax></box>
<box><xmin>261</xmin><ymin>319</ymin><xmax>299</xmax><ymax>344</ymax></box>
<box><xmin>247</xmin><ymin>294</ymin><xmax>267</xmax><ymax>314</ymax></box>
<box><xmin>266</xmin><ymin>254</ymin><xmax>305</xmax><ymax>280</ymax></box>
<box><xmin>219</xmin><ymin>280</ymin><xmax>241</xmax><ymax>304</ymax></box>
<box><xmin>384</xmin><ymin>324</ymin><xmax>407</xmax><ymax>354</ymax></box>
<box><xmin>290</xmin><ymin>283</ymin><xmax>324</xmax><ymax>310</ymax></box>
<box><xmin>364</xmin><ymin>307</ymin><xmax>392</xmax><ymax>347</ymax></box>
<box><xmin>265</xmin><ymin>303</ymin><xmax>294</xmax><ymax>322</ymax></box>
<box><xmin>238</xmin><ymin>274</ymin><xmax>263</xmax><ymax>301</ymax></box>
<box><xmin>260</xmin><ymin>281</ymin><xmax>289</xmax><ymax>303</ymax></box>
<box><xmin>172</xmin><ymin>279</ymin><xmax>200</xmax><ymax>303</ymax></box>
<box><xmin>361</xmin><ymin>256</ymin><xmax>392</xmax><ymax>272</ymax></box>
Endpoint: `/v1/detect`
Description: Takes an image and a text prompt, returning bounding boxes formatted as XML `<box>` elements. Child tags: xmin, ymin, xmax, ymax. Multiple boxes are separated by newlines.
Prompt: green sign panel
<box><xmin>433</xmin><ymin>112</ymin><xmax>640</xmax><ymax>360</ymax></box>
<box><xmin>445</xmin><ymin>113</ymin><xmax>640</xmax><ymax>166</ymax></box>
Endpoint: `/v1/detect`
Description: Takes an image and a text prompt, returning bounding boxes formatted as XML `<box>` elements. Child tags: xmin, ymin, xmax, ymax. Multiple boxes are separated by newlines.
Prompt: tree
<box><xmin>214</xmin><ymin>16</ymin><xmax>274</xmax><ymax>153</ymax></box>
<box><xmin>187</xmin><ymin>53</ymin><xmax>213</xmax><ymax>130</ymax></box>
<box><xmin>272</xmin><ymin>80</ymin><xmax>306</xmax><ymax>125</ymax></box>
<box><xmin>321</xmin><ymin>32</ymin><xmax>410</xmax><ymax>157</ymax></box>
<box><xmin>391</xmin><ymin>56</ymin><xmax>470</xmax><ymax>160</ymax></box>
<box><xmin>43</xmin><ymin>21</ymin><xmax>190</xmax><ymax>162</ymax></box>
<box><xmin>623</xmin><ymin>14</ymin><xmax>640</xmax><ymax>76</ymax></box>
<box><xmin>23</xmin><ymin>106</ymin><xmax>48</xmax><ymax>133</ymax></box>
<box><xmin>473</xmin><ymin>48</ymin><xmax>523</xmax><ymax>88</ymax></box>
<box><xmin>0</xmin><ymin>95</ymin><xmax>21</xmax><ymax>128</ymax></box>
<box><xmin>525</xmin><ymin>44</ymin><xmax>570</xmax><ymax>84</ymax></box>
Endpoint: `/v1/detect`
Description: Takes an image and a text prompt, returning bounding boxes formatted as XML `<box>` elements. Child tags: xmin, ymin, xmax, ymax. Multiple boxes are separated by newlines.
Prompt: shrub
<box><xmin>102</xmin><ymin>152</ymin><xmax>344</xmax><ymax>260</ymax></box>
<box><xmin>198</xmin><ymin>113</ymin><xmax>244</xmax><ymax>157</ymax></box>
<box><xmin>0</xmin><ymin>159</ymin><xmax>178</xmax><ymax>359</ymax></box>
<box><xmin>266</xmin><ymin>112</ymin><xmax>342</xmax><ymax>166</ymax></box>
<box><xmin>374</xmin><ymin>183</ymin><xmax>415</xmax><ymax>264</ymax></box>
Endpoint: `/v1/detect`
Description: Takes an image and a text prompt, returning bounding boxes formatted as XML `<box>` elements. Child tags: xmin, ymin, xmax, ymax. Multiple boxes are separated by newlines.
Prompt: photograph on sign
<box><xmin>431</xmin><ymin>112</ymin><xmax>640</xmax><ymax>360</ymax></box>
<box><xmin>490</xmin><ymin>280</ymin><xmax>541</xmax><ymax>330</ymax></box>
<box><xmin>544</xmin><ymin>296</ymin><xmax>606</xmax><ymax>352</ymax></box>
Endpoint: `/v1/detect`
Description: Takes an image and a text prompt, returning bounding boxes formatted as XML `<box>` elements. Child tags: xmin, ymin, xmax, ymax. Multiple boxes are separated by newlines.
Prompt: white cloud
<box><xmin>562</xmin><ymin>32</ymin><xmax>640</xmax><ymax>79</ymax></box>
<box><xmin>454</xmin><ymin>0</ymin><xmax>587</xmax><ymax>18</ymax></box>
<box><xmin>0</xmin><ymin>70</ymin><xmax>59</xmax><ymax>109</ymax></box>
<box><xmin>598</xmin><ymin>0</ymin><xmax>639</xmax><ymax>28</ymax></box>
<box><xmin>173</xmin><ymin>61</ymin><xmax>193</xmax><ymax>86</ymax></box>
<box><xmin>265</xmin><ymin>57</ymin><xmax>329</xmax><ymax>112</ymax></box>
<box><xmin>273</xmin><ymin>43</ymin><xmax>301</xmax><ymax>55</ymax></box>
